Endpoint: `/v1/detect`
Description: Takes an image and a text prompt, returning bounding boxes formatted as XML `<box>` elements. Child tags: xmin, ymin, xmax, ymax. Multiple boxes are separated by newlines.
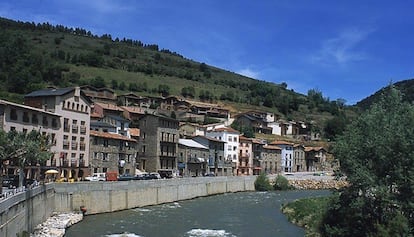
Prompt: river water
<box><xmin>66</xmin><ymin>190</ymin><xmax>331</xmax><ymax>237</ymax></box>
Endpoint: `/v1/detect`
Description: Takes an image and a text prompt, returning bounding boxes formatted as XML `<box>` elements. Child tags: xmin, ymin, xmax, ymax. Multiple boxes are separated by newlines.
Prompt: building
<box><xmin>238</xmin><ymin>136</ymin><xmax>253</xmax><ymax>175</ymax></box>
<box><xmin>233</xmin><ymin>113</ymin><xmax>272</xmax><ymax>134</ymax></box>
<box><xmin>178</xmin><ymin>139</ymin><xmax>209</xmax><ymax>177</ymax></box>
<box><xmin>252</xmin><ymin>138</ymin><xmax>266</xmax><ymax>175</ymax></box>
<box><xmin>24</xmin><ymin>87</ymin><xmax>91</xmax><ymax>180</ymax></box>
<box><xmin>179</xmin><ymin>122</ymin><xmax>206</xmax><ymax>138</ymax></box>
<box><xmin>89</xmin><ymin>130</ymin><xmax>137</xmax><ymax>176</ymax></box>
<box><xmin>137</xmin><ymin>114</ymin><xmax>179</xmax><ymax>176</ymax></box>
<box><xmin>260</xmin><ymin>145</ymin><xmax>282</xmax><ymax>174</ymax></box>
<box><xmin>270</xmin><ymin>140</ymin><xmax>294</xmax><ymax>172</ymax></box>
<box><xmin>193</xmin><ymin>135</ymin><xmax>232</xmax><ymax>176</ymax></box>
<box><xmin>293</xmin><ymin>144</ymin><xmax>306</xmax><ymax>172</ymax></box>
<box><xmin>305</xmin><ymin>146</ymin><xmax>328</xmax><ymax>171</ymax></box>
<box><xmin>206</xmin><ymin>127</ymin><xmax>240</xmax><ymax>175</ymax></box>
<box><xmin>81</xmin><ymin>86</ymin><xmax>117</xmax><ymax>103</ymax></box>
<box><xmin>0</xmin><ymin>99</ymin><xmax>61</xmax><ymax>179</ymax></box>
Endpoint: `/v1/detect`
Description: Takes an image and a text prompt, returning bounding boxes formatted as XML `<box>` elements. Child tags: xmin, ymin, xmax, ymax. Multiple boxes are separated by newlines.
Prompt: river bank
<box><xmin>30</xmin><ymin>212</ymin><xmax>83</xmax><ymax>237</ymax></box>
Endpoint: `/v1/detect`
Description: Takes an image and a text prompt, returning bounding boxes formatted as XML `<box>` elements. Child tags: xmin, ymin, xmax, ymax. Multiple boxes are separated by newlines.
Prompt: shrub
<box><xmin>273</xmin><ymin>175</ymin><xmax>291</xmax><ymax>190</ymax></box>
<box><xmin>254</xmin><ymin>173</ymin><xmax>273</xmax><ymax>191</ymax></box>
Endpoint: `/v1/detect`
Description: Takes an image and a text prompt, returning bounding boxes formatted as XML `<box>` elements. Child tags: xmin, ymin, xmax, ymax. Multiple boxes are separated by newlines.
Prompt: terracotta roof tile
<box><xmin>90</xmin><ymin>130</ymin><xmax>137</xmax><ymax>142</ymax></box>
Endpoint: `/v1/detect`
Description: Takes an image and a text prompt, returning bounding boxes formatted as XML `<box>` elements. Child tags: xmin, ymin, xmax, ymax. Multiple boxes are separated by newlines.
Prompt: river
<box><xmin>66</xmin><ymin>190</ymin><xmax>331</xmax><ymax>237</ymax></box>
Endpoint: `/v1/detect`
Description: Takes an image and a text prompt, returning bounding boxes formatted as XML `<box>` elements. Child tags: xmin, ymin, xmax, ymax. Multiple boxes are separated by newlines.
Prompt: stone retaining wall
<box><xmin>288</xmin><ymin>179</ymin><xmax>348</xmax><ymax>190</ymax></box>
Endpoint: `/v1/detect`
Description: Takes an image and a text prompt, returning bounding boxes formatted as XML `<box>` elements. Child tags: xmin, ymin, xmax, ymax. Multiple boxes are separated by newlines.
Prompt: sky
<box><xmin>1</xmin><ymin>0</ymin><xmax>414</xmax><ymax>105</ymax></box>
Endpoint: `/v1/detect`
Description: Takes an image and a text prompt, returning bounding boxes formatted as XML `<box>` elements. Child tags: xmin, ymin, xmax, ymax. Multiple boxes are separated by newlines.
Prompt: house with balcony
<box><xmin>136</xmin><ymin>114</ymin><xmax>179</xmax><ymax>175</ymax></box>
<box><xmin>251</xmin><ymin>138</ymin><xmax>266</xmax><ymax>175</ymax></box>
<box><xmin>93</xmin><ymin>102</ymin><xmax>124</xmax><ymax>117</ymax></box>
<box><xmin>238</xmin><ymin>136</ymin><xmax>253</xmax><ymax>175</ymax></box>
<box><xmin>206</xmin><ymin>127</ymin><xmax>240</xmax><ymax>175</ymax></box>
<box><xmin>233</xmin><ymin>113</ymin><xmax>273</xmax><ymax>134</ymax></box>
<box><xmin>24</xmin><ymin>87</ymin><xmax>91</xmax><ymax>180</ymax></box>
<box><xmin>192</xmin><ymin>135</ymin><xmax>232</xmax><ymax>176</ymax></box>
<box><xmin>177</xmin><ymin>138</ymin><xmax>209</xmax><ymax>177</ymax></box>
<box><xmin>270</xmin><ymin>140</ymin><xmax>294</xmax><ymax>172</ymax></box>
<box><xmin>89</xmin><ymin>130</ymin><xmax>137</xmax><ymax>176</ymax></box>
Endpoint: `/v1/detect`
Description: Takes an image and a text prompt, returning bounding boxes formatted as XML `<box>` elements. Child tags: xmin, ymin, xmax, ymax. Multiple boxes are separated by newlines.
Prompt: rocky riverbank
<box><xmin>288</xmin><ymin>179</ymin><xmax>348</xmax><ymax>190</ymax></box>
<box><xmin>31</xmin><ymin>212</ymin><xmax>83</xmax><ymax>237</ymax></box>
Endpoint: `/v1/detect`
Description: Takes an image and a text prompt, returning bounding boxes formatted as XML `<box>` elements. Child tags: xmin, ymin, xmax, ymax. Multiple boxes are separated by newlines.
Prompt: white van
<box><xmin>84</xmin><ymin>173</ymin><xmax>106</xmax><ymax>181</ymax></box>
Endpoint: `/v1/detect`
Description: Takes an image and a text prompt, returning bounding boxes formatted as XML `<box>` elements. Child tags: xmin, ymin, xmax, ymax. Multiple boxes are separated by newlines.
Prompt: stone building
<box><xmin>137</xmin><ymin>114</ymin><xmax>179</xmax><ymax>176</ymax></box>
<box><xmin>192</xmin><ymin>135</ymin><xmax>232</xmax><ymax>176</ymax></box>
<box><xmin>293</xmin><ymin>144</ymin><xmax>306</xmax><ymax>172</ymax></box>
<box><xmin>178</xmin><ymin>139</ymin><xmax>209</xmax><ymax>177</ymax></box>
<box><xmin>89</xmin><ymin>130</ymin><xmax>137</xmax><ymax>176</ymax></box>
<box><xmin>260</xmin><ymin>145</ymin><xmax>282</xmax><ymax>174</ymax></box>
<box><xmin>305</xmin><ymin>146</ymin><xmax>328</xmax><ymax>171</ymax></box>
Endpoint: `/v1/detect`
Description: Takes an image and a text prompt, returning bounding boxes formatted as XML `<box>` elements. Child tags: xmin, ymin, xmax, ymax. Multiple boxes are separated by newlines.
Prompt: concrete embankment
<box><xmin>0</xmin><ymin>176</ymin><xmax>255</xmax><ymax>236</ymax></box>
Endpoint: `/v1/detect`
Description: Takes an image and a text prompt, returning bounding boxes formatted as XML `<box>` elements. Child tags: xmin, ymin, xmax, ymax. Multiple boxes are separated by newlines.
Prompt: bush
<box><xmin>273</xmin><ymin>175</ymin><xmax>291</xmax><ymax>190</ymax></box>
<box><xmin>254</xmin><ymin>173</ymin><xmax>273</xmax><ymax>191</ymax></box>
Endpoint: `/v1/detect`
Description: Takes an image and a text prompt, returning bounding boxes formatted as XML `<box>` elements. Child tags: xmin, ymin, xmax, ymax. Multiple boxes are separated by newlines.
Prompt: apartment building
<box><xmin>270</xmin><ymin>140</ymin><xmax>294</xmax><ymax>172</ymax></box>
<box><xmin>206</xmin><ymin>127</ymin><xmax>239</xmax><ymax>175</ymax></box>
<box><xmin>293</xmin><ymin>144</ymin><xmax>306</xmax><ymax>172</ymax></box>
<box><xmin>238</xmin><ymin>136</ymin><xmax>253</xmax><ymax>175</ymax></box>
<box><xmin>24</xmin><ymin>87</ymin><xmax>91</xmax><ymax>179</ymax></box>
<box><xmin>137</xmin><ymin>114</ymin><xmax>179</xmax><ymax>175</ymax></box>
<box><xmin>0</xmin><ymin>99</ymin><xmax>61</xmax><ymax>179</ymax></box>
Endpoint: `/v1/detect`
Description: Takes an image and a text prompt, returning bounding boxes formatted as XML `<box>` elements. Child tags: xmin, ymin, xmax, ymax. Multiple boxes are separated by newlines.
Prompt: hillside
<box><xmin>0</xmin><ymin>17</ymin><xmax>354</xmax><ymax>136</ymax></box>
<box><xmin>356</xmin><ymin>79</ymin><xmax>414</xmax><ymax>110</ymax></box>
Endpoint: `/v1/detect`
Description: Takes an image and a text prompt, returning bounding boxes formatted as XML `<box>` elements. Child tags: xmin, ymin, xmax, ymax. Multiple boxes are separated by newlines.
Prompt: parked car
<box><xmin>84</xmin><ymin>173</ymin><xmax>106</xmax><ymax>181</ymax></box>
<box><xmin>117</xmin><ymin>174</ymin><xmax>135</xmax><ymax>181</ymax></box>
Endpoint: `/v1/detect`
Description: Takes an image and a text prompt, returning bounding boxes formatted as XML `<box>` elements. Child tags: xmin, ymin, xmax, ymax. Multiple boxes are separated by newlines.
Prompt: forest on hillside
<box><xmin>0</xmin><ymin>17</ymin><xmax>356</xmax><ymax>140</ymax></box>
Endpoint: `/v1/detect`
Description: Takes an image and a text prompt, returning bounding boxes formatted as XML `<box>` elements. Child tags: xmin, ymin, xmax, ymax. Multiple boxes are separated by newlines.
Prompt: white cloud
<box><xmin>236</xmin><ymin>68</ymin><xmax>260</xmax><ymax>79</ymax></box>
<box><xmin>311</xmin><ymin>28</ymin><xmax>375</xmax><ymax>66</ymax></box>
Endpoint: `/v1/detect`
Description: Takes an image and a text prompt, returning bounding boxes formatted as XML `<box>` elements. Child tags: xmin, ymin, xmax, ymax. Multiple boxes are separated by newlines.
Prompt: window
<box><xmin>42</xmin><ymin>116</ymin><xmax>48</xmax><ymax>126</ymax></box>
<box><xmin>103</xmin><ymin>139</ymin><xmax>109</xmax><ymax>147</ymax></box>
<box><xmin>102</xmin><ymin>167</ymin><xmax>107</xmax><ymax>173</ymax></box>
<box><xmin>52</xmin><ymin>118</ymin><xmax>58</xmax><ymax>128</ymax></box>
<box><xmin>228</xmin><ymin>136</ymin><xmax>232</xmax><ymax>142</ymax></box>
<box><xmin>32</xmin><ymin>114</ymin><xmax>38</xmax><ymax>124</ymax></box>
<box><xmin>23</xmin><ymin>112</ymin><xmax>29</xmax><ymax>123</ymax></box>
<box><xmin>103</xmin><ymin>153</ymin><xmax>108</xmax><ymax>161</ymax></box>
<box><xmin>64</xmin><ymin>118</ymin><xmax>69</xmax><ymax>132</ymax></box>
<box><xmin>233</xmin><ymin>137</ymin><xmax>237</xmax><ymax>142</ymax></box>
<box><xmin>10</xmin><ymin>109</ymin><xmax>17</xmax><ymax>120</ymax></box>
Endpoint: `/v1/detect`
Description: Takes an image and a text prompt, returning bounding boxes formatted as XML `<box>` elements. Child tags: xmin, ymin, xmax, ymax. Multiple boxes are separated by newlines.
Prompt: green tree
<box><xmin>254</xmin><ymin>172</ymin><xmax>273</xmax><ymax>191</ymax></box>
<box><xmin>90</xmin><ymin>76</ymin><xmax>106</xmax><ymax>88</ymax></box>
<box><xmin>273</xmin><ymin>175</ymin><xmax>292</xmax><ymax>190</ymax></box>
<box><xmin>0</xmin><ymin>130</ymin><xmax>52</xmax><ymax>189</ymax></box>
<box><xmin>321</xmin><ymin>87</ymin><xmax>414</xmax><ymax>236</ymax></box>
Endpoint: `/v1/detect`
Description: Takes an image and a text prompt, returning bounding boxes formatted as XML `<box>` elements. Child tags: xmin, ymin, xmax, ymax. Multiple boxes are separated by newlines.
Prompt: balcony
<box><xmin>80</xmin><ymin>125</ymin><xmax>87</xmax><ymax>134</ymax></box>
<box><xmin>63</xmin><ymin>140</ymin><xmax>70</xmax><ymax>150</ymax></box>
<box><xmin>71</xmin><ymin>142</ymin><xmax>78</xmax><ymax>150</ymax></box>
<box><xmin>62</xmin><ymin>160</ymin><xmax>70</xmax><ymax>167</ymax></box>
<box><xmin>64</xmin><ymin>125</ymin><xmax>70</xmax><ymax>133</ymax></box>
<box><xmin>72</xmin><ymin>125</ymin><xmax>79</xmax><ymax>133</ymax></box>
<box><xmin>79</xmin><ymin>160</ymin><xmax>86</xmax><ymax>167</ymax></box>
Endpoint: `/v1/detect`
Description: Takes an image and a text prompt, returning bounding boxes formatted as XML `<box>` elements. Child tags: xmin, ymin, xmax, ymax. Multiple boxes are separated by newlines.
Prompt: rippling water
<box><xmin>66</xmin><ymin>190</ymin><xmax>331</xmax><ymax>237</ymax></box>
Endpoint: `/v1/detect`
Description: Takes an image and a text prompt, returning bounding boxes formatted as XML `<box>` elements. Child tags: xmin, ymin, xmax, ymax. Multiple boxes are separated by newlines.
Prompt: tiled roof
<box><xmin>90</xmin><ymin>130</ymin><xmax>137</xmax><ymax>142</ymax></box>
<box><xmin>95</xmin><ymin>102</ymin><xmax>123</xmax><ymax>111</ymax></box>
<box><xmin>25</xmin><ymin>87</ymin><xmax>74</xmax><ymax>97</ymax></box>
<box><xmin>304</xmin><ymin>146</ymin><xmax>326</xmax><ymax>152</ymax></box>
<box><xmin>120</xmin><ymin>106</ymin><xmax>145</xmax><ymax>114</ymax></box>
<box><xmin>263</xmin><ymin>145</ymin><xmax>282</xmax><ymax>150</ymax></box>
<box><xmin>211</xmin><ymin>127</ymin><xmax>240</xmax><ymax>134</ymax></box>
<box><xmin>129</xmin><ymin>128</ymin><xmax>140</xmax><ymax>137</ymax></box>
<box><xmin>270</xmin><ymin>140</ymin><xmax>294</xmax><ymax>146</ymax></box>
<box><xmin>90</xmin><ymin>121</ymin><xmax>115</xmax><ymax>128</ymax></box>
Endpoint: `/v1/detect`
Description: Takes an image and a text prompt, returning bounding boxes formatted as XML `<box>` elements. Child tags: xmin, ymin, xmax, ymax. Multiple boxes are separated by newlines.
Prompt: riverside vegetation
<box><xmin>277</xmin><ymin>87</ymin><xmax>414</xmax><ymax>237</ymax></box>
